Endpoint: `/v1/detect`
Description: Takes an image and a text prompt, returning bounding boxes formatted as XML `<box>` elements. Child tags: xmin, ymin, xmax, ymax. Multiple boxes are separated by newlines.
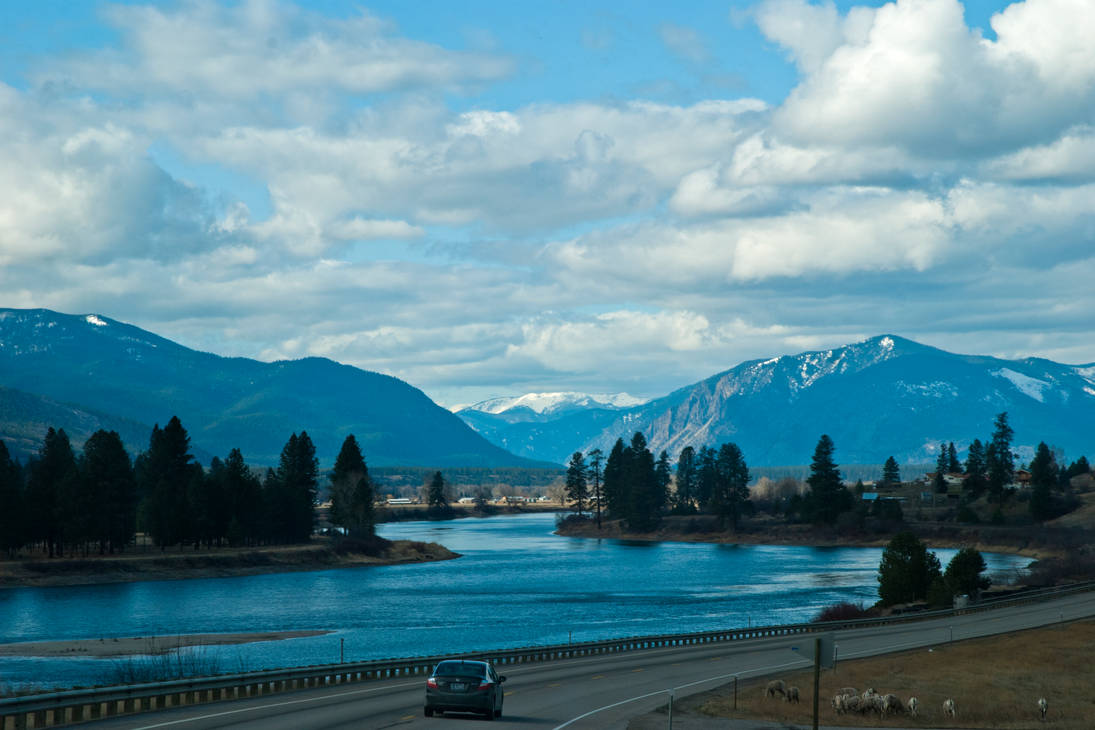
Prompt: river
<box><xmin>0</xmin><ymin>512</ymin><xmax>1030</xmax><ymax>690</ymax></box>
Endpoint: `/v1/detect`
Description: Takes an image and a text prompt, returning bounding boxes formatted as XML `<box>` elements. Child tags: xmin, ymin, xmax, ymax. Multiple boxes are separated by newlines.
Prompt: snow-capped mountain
<box><xmin>462</xmin><ymin>335</ymin><xmax>1095</xmax><ymax>467</ymax></box>
<box><xmin>463</xmin><ymin>392</ymin><xmax>646</xmax><ymax>417</ymax></box>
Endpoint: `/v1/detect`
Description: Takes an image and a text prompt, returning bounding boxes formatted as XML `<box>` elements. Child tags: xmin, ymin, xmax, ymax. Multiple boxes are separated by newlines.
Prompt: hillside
<box><xmin>0</xmin><ymin>309</ymin><xmax>548</xmax><ymax>468</ymax></box>
<box><xmin>461</xmin><ymin>335</ymin><xmax>1095</xmax><ymax>467</ymax></box>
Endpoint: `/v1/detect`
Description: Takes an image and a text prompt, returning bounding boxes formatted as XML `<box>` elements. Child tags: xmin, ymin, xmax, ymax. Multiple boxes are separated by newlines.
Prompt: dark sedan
<box><xmin>424</xmin><ymin>659</ymin><xmax>506</xmax><ymax>720</ymax></box>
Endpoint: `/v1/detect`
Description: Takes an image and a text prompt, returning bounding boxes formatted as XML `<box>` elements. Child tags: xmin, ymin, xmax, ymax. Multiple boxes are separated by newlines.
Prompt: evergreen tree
<box><xmin>1028</xmin><ymin>441</ymin><xmax>1056</xmax><ymax>522</ymax></box>
<box><xmin>625</xmin><ymin>432</ymin><xmax>661</xmax><ymax>532</ymax></box>
<box><xmin>220</xmin><ymin>448</ymin><xmax>262</xmax><ymax>545</ymax></box>
<box><xmin>587</xmin><ymin>448</ymin><xmax>604</xmax><ymax>528</ymax></box>
<box><xmin>564</xmin><ymin>451</ymin><xmax>589</xmax><ymax>515</ymax></box>
<box><xmin>881</xmin><ymin>456</ymin><xmax>901</xmax><ymax>486</ymax></box>
<box><xmin>986</xmin><ymin>412</ymin><xmax>1015</xmax><ymax>500</ymax></box>
<box><xmin>427</xmin><ymin>470</ymin><xmax>449</xmax><ymax>512</ymax></box>
<box><xmin>329</xmin><ymin>435</ymin><xmax>375</xmax><ymax>538</ymax></box>
<box><xmin>877</xmin><ymin>531</ymin><xmax>942</xmax><ymax>606</ymax></box>
<box><xmin>80</xmin><ymin>430</ymin><xmax>136</xmax><ymax>554</ymax></box>
<box><xmin>964</xmin><ymin>438</ymin><xmax>987</xmax><ymax>497</ymax></box>
<box><xmin>674</xmin><ymin>446</ymin><xmax>697</xmax><ymax>514</ymax></box>
<box><xmin>654</xmin><ymin>450</ymin><xmax>672</xmax><ymax>513</ymax></box>
<box><xmin>943</xmin><ymin>547</ymin><xmax>990</xmax><ymax>599</ymax></box>
<box><xmin>713</xmin><ymin>442</ymin><xmax>750</xmax><ymax>530</ymax></box>
<box><xmin>26</xmin><ymin>427</ymin><xmax>78</xmax><ymax>557</ymax></box>
<box><xmin>805</xmin><ymin>434</ymin><xmax>851</xmax><ymax>524</ymax></box>
<box><xmin>138</xmin><ymin>417</ymin><xmax>200</xmax><ymax>549</ymax></box>
<box><xmin>933</xmin><ymin>444</ymin><xmax>948</xmax><ymax>494</ymax></box>
<box><xmin>602</xmin><ymin>438</ymin><xmax>626</xmax><ymax>519</ymax></box>
<box><xmin>273</xmin><ymin>431</ymin><xmax>319</xmax><ymax>542</ymax></box>
<box><xmin>946</xmin><ymin>442</ymin><xmax>961</xmax><ymax>473</ymax></box>
<box><xmin>696</xmin><ymin>445</ymin><xmax>718</xmax><ymax>511</ymax></box>
<box><xmin>0</xmin><ymin>440</ymin><xmax>25</xmax><ymax>556</ymax></box>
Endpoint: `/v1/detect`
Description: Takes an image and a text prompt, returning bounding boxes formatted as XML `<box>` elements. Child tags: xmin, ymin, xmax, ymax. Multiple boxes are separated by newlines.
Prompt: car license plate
<box><xmin>450</xmin><ymin>682</ymin><xmax>465</xmax><ymax>691</ymax></box>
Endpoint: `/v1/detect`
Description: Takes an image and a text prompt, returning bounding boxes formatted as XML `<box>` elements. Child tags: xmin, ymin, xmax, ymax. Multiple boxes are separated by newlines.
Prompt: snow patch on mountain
<box><xmin>85</xmin><ymin>315</ymin><xmax>108</xmax><ymax>327</ymax></box>
<box><xmin>992</xmin><ymin>368</ymin><xmax>1051</xmax><ymax>402</ymax></box>
<box><xmin>465</xmin><ymin>392</ymin><xmax>645</xmax><ymax>415</ymax></box>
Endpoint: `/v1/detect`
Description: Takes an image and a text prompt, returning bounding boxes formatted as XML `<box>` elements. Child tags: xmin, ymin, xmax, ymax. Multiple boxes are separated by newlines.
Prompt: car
<box><xmin>424</xmin><ymin>659</ymin><xmax>506</xmax><ymax>720</ymax></box>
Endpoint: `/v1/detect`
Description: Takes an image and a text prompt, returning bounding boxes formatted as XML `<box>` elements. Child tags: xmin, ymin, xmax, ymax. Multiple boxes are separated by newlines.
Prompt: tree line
<box><xmin>0</xmin><ymin>417</ymin><xmax>377</xmax><ymax>558</ymax></box>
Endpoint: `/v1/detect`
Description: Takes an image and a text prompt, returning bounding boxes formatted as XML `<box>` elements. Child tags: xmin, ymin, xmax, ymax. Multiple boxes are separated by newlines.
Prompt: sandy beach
<box><xmin>0</xmin><ymin>630</ymin><xmax>332</xmax><ymax>658</ymax></box>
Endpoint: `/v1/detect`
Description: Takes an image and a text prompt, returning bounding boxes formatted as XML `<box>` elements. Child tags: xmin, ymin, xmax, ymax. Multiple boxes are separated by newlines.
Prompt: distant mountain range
<box><xmin>457</xmin><ymin>335</ymin><xmax>1095</xmax><ymax>467</ymax></box>
<box><xmin>0</xmin><ymin>309</ymin><xmax>550</xmax><ymax>468</ymax></box>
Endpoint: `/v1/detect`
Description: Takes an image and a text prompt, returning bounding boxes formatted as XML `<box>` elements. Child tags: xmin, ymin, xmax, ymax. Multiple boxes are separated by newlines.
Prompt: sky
<box><xmin>2</xmin><ymin>0</ymin><xmax>1094</xmax><ymax>409</ymax></box>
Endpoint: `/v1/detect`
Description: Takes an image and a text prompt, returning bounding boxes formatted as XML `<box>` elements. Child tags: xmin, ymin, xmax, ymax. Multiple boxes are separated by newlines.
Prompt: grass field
<box><xmin>696</xmin><ymin>618</ymin><xmax>1093</xmax><ymax>728</ymax></box>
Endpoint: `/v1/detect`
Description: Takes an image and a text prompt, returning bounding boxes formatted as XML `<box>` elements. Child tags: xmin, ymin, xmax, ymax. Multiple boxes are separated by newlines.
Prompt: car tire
<box><xmin>423</xmin><ymin>707</ymin><xmax>433</xmax><ymax>717</ymax></box>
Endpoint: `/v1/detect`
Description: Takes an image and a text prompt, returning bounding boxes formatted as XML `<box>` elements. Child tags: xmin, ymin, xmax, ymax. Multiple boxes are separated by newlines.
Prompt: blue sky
<box><xmin>2</xmin><ymin>0</ymin><xmax>1094</xmax><ymax>407</ymax></box>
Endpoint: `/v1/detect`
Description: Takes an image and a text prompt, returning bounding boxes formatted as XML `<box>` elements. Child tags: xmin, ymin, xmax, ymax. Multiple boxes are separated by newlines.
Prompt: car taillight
<box><xmin>477</xmin><ymin>680</ymin><xmax>493</xmax><ymax>692</ymax></box>
<box><xmin>427</xmin><ymin>677</ymin><xmax>438</xmax><ymax>689</ymax></box>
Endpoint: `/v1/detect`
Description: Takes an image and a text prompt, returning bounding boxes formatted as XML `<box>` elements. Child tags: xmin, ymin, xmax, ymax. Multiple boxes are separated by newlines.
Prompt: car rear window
<box><xmin>434</xmin><ymin>662</ymin><xmax>487</xmax><ymax>677</ymax></box>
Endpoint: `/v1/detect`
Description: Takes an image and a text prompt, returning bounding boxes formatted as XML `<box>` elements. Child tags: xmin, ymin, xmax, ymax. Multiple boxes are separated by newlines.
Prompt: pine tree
<box><xmin>805</xmin><ymin>434</ymin><xmax>850</xmax><ymax>524</ymax></box>
<box><xmin>80</xmin><ymin>430</ymin><xmax>136</xmax><ymax>554</ymax></box>
<box><xmin>933</xmin><ymin>444</ymin><xmax>948</xmax><ymax>494</ymax></box>
<box><xmin>655</xmin><ymin>450</ymin><xmax>672</xmax><ymax>513</ymax></box>
<box><xmin>674</xmin><ymin>446</ymin><xmax>697</xmax><ymax>513</ymax></box>
<box><xmin>946</xmin><ymin>442</ymin><xmax>961</xmax><ymax>473</ymax></box>
<box><xmin>427</xmin><ymin>470</ymin><xmax>449</xmax><ymax>512</ymax></box>
<box><xmin>877</xmin><ymin>531</ymin><xmax>942</xmax><ymax>606</ymax></box>
<box><xmin>696</xmin><ymin>445</ymin><xmax>718</xmax><ymax>511</ymax></box>
<box><xmin>713</xmin><ymin>442</ymin><xmax>750</xmax><ymax>530</ymax></box>
<box><xmin>986</xmin><ymin>412</ymin><xmax>1015</xmax><ymax>500</ymax></box>
<box><xmin>944</xmin><ymin>547</ymin><xmax>990</xmax><ymax>599</ymax></box>
<box><xmin>274</xmin><ymin>431</ymin><xmax>319</xmax><ymax>542</ymax></box>
<box><xmin>1028</xmin><ymin>441</ymin><xmax>1056</xmax><ymax>522</ymax></box>
<box><xmin>964</xmin><ymin>438</ymin><xmax>987</xmax><ymax>497</ymax></box>
<box><xmin>0</xmin><ymin>440</ymin><xmax>25</xmax><ymax>556</ymax></box>
<box><xmin>26</xmin><ymin>427</ymin><xmax>78</xmax><ymax>557</ymax></box>
<box><xmin>565</xmin><ymin>451</ymin><xmax>589</xmax><ymax>515</ymax></box>
<box><xmin>221</xmin><ymin>448</ymin><xmax>262</xmax><ymax>545</ymax></box>
<box><xmin>881</xmin><ymin>456</ymin><xmax>901</xmax><ymax>486</ymax></box>
<box><xmin>602</xmin><ymin>438</ymin><xmax>626</xmax><ymax>519</ymax></box>
<box><xmin>587</xmin><ymin>448</ymin><xmax>604</xmax><ymax>528</ymax></box>
<box><xmin>138</xmin><ymin>417</ymin><xmax>199</xmax><ymax>549</ymax></box>
<box><xmin>329</xmin><ymin>435</ymin><xmax>375</xmax><ymax>538</ymax></box>
<box><xmin>626</xmin><ymin>432</ymin><xmax>661</xmax><ymax>532</ymax></box>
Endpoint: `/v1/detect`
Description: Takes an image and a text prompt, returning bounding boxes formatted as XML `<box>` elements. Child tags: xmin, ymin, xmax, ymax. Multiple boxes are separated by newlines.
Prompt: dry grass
<box><xmin>698</xmin><ymin>619</ymin><xmax>1095</xmax><ymax>728</ymax></box>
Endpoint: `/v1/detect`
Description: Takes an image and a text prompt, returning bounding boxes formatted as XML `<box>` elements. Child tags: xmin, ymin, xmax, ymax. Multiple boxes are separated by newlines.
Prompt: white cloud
<box><xmin>326</xmin><ymin>217</ymin><xmax>424</xmax><ymax>241</ymax></box>
<box><xmin>659</xmin><ymin>23</ymin><xmax>712</xmax><ymax>64</ymax></box>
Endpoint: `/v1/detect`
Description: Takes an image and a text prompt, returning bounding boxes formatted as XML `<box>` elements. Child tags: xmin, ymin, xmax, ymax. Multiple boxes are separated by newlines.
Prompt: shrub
<box><xmin>813</xmin><ymin>601</ymin><xmax>871</xmax><ymax>622</ymax></box>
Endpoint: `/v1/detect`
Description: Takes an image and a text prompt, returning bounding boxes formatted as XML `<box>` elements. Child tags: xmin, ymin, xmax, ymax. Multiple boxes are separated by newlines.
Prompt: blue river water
<box><xmin>0</xmin><ymin>513</ymin><xmax>1030</xmax><ymax>690</ymax></box>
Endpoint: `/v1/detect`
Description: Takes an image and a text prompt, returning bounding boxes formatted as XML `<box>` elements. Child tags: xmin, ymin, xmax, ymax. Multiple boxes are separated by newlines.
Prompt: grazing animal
<box><xmin>880</xmin><ymin>694</ymin><xmax>903</xmax><ymax>718</ymax></box>
<box><xmin>765</xmin><ymin>679</ymin><xmax>786</xmax><ymax>699</ymax></box>
<box><xmin>839</xmin><ymin>686</ymin><xmax>858</xmax><ymax>697</ymax></box>
<box><xmin>831</xmin><ymin>694</ymin><xmax>846</xmax><ymax>713</ymax></box>
<box><xmin>785</xmin><ymin>686</ymin><xmax>800</xmax><ymax>703</ymax></box>
<box><xmin>1038</xmin><ymin>697</ymin><xmax>1048</xmax><ymax>720</ymax></box>
<box><xmin>943</xmin><ymin>698</ymin><xmax>957</xmax><ymax>718</ymax></box>
<box><xmin>907</xmin><ymin>696</ymin><xmax>920</xmax><ymax>717</ymax></box>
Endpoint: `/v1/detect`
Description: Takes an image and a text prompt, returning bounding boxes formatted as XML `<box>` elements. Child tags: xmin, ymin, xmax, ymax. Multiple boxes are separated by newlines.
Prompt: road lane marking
<box><xmin>129</xmin><ymin>680</ymin><xmax>421</xmax><ymax>729</ymax></box>
<box><xmin>631</xmin><ymin>668</ymin><xmax>643</xmax><ymax>673</ymax></box>
<box><xmin>591</xmin><ymin>675</ymin><xmax>604</xmax><ymax>680</ymax></box>
<box><xmin>400</xmin><ymin>715</ymin><xmax>415</xmax><ymax>721</ymax></box>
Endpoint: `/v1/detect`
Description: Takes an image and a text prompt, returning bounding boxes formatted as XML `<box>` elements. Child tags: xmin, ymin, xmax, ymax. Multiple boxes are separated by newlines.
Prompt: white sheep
<box><xmin>880</xmin><ymin>693</ymin><xmax>903</xmax><ymax>718</ymax></box>
<box><xmin>785</xmin><ymin>686</ymin><xmax>800</xmax><ymax>703</ymax></box>
<box><xmin>765</xmin><ymin>679</ymin><xmax>786</xmax><ymax>699</ymax></box>
<box><xmin>906</xmin><ymin>696</ymin><xmax>920</xmax><ymax>717</ymax></box>
<box><xmin>1038</xmin><ymin>696</ymin><xmax>1048</xmax><ymax>720</ymax></box>
<box><xmin>943</xmin><ymin>697</ymin><xmax>957</xmax><ymax>718</ymax></box>
<box><xmin>839</xmin><ymin>686</ymin><xmax>858</xmax><ymax>697</ymax></box>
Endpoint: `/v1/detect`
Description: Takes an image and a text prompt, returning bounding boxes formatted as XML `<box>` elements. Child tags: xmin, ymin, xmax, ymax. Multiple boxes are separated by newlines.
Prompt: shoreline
<box><xmin>0</xmin><ymin>631</ymin><xmax>332</xmax><ymax>659</ymax></box>
<box><xmin>554</xmin><ymin>517</ymin><xmax>1058</xmax><ymax>560</ymax></box>
<box><xmin>0</xmin><ymin>539</ymin><xmax>460</xmax><ymax>589</ymax></box>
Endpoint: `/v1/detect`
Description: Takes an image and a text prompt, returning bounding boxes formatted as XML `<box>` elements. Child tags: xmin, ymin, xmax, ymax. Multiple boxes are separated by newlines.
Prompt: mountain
<box><xmin>464</xmin><ymin>336</ymin><xmax>1095</xmax><ymax>467</ymax></box>
<box><xmin>0</xmin><ymin>309</ymin><xmax>549</xmax><ymax>468</ymax></box>
<box><xmin>456</xmin><ymin>392</ymin><xmax>645</xmax><ymax>465</ymax></box>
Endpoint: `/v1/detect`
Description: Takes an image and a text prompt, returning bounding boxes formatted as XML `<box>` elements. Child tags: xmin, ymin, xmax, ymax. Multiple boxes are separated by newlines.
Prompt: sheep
<box><xmin>839</xmin><ymin>686</ymin><xmax>859</xmax><ymax>697</ymax></box>
<box><xmin>943</xmin><ymin>697</ymin><xmax>957</xmax><ymax>718</ymax></box>
<box><xmin>880</xmin><ymin>693</ymin><xmax>904</xmax><ymax>718</ymax></box>
<box><xmin>1038</xmin><ymin>697</ymin><xmax>1048</xmax><ymax>720</ymax></box>
<box><xmin>765</xmin><ymin>679</ymin><xmax>786</xmax><ymax>699</ymax></box>
<box><xmin>906</xmin><ymin>696</ymin><xmax>920</xmax><ymax>717</ymax></box>
<box><xmin>785</xmin><ymin>686</ymin><xmax>800</xmax><ymax>703</ymax></box>
<box><xmin>831</xmin><ymin>694</ymin><xmax>848</xmax><ymax>713</ymax></box>
<box><xmin>842</xmin><ymin>694</ymin><xmax>862</xmax><ymax>714</ymax></box>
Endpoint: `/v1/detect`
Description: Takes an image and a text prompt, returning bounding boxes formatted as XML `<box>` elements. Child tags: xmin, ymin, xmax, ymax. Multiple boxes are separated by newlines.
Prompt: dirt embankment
<box><xmin>554</xmin><ymin>515</ymin><xmax>1068</xmax><ymax>560</ymax></box>
<box><xmin>0</xmin><ymin>538</ymin><xmax>460</xmax><ymax>588</ymax></box>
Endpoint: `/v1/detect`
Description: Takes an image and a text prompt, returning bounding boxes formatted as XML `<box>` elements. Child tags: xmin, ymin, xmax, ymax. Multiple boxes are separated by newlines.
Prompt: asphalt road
<box><xmin>82</xmin><ymin>590</ymin><xmax>1095</xmax><ymax>730</ymax></box>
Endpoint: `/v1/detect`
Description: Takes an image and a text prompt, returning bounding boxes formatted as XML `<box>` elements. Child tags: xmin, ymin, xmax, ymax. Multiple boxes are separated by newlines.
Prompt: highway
<box><xmin>81</xmin><ymin>590</ymin><xmax>1095</xmax><ymax>730</ymax></box>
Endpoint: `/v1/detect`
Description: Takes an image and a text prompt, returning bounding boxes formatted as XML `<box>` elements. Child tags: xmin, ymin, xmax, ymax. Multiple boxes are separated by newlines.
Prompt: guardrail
<box><xmin>3</xmin><ymin>579</ymin><xmax>1093</xmax><ymax>729</ymax></box>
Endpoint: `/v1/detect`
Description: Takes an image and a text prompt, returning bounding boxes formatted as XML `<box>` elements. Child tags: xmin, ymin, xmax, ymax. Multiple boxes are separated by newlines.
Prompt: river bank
<box><xmin>0</xmin><ymin>538</ymin><xmax>459</xmax><ymax>588</ymax></box>
<box><xmin>554</xmin><ymin>514</ymin><xmax>1067</xmax><ymax>561</ymax></box>
<box><xmin>0</xmin><ymin>630</ymin><xmax>332</xmax><ymax>658</ymax></box>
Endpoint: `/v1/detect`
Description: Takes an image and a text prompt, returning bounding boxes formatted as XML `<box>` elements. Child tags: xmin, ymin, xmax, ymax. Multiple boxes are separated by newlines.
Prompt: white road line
<box><xmin>552</xmin><ymin>658</ymin><xmax>810</xmax><ymax>729</ymax></box>
<box><xmin>129</xmin><ymin>680</ymin><xmax>420</xmax><ymax>729</ymax></box>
